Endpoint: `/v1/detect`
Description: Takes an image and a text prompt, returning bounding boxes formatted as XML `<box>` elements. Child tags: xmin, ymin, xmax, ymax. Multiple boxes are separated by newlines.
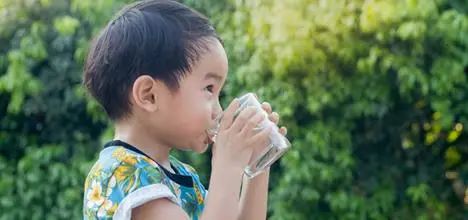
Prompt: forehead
<box><xmin>190</xmin><ymin>40</ymin><xmax>228</xmax><ymax>82</ymax></box>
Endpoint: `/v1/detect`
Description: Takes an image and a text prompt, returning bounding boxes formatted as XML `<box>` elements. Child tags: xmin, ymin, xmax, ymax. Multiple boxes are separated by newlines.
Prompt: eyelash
<box><xmin>205</xmin><ymin>85</ymin><xmax>214</xmax><ymax>93</ymax></box>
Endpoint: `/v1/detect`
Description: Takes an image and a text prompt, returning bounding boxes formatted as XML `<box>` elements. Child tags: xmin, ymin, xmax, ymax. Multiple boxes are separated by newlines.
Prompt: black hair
<box><xmin>83</xmin><ymin>0</ymin><xmax>222</xmax><ymax>120</ymax></box>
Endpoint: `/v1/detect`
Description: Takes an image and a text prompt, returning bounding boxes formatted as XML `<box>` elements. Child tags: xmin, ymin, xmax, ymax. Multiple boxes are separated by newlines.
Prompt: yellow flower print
<box><xmin>112</xmin><ymin>147</ymin><xmax>138</xmax><ymax>165</ymax></box>
<box><xmin>108</xmin><ymin>203</ymin><xmax>118</xmax><ymax>215</ymax></box>
<box><xmin>88</xmin><ymin>163</ymin><xmax>103</xmax><ymax>179</ymax></box>
<box><xmin>95</xmin><ymin>177</ymin><xmax>119</xmax><ymax>217</ymax></box>
<box><xmin>87</xmin><ymin>180</ymin><xmax>104</xmax><ymax>208</ymax></box>
<box><xmin>194</xmin><ymin>186</ymin><xmax>204</xmax><ymax>205</ymax></box>
<box><xmin>114</xmin><ymin>164</ymin><xmax>133</xmax><ymax>182</ymax></box>
<box><xmin>112</xmin><ymin>147</ymin><xmax>126</xmax><ymax>159</ymax></box>
<box><xmin>97</xmin><ymin>199</ymin><xmax>115</xmax><ymax>218</ymax></box>
<box><xmin>85</xmin><ymin>163</ymin><xmax>103</xmax><ymax>190</ymax></box>
<box><xmin>142</xmin><ymin>157</ymin><xmax>157</xmax><ymax>166</ymax></box>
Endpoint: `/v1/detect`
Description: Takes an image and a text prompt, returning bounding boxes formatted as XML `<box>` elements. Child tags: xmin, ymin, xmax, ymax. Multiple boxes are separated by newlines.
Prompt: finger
<box><xmin>279</xmin><ymin>127</ymin><xmax>287</xmax><ymax>136</ymax></box>
<box><xmin>268</xmin><ymin>112</ymin><xmax>279</xmax><ymax>124</ymax></box>
<box><xmin>261</xmin><ymin>102</ymin><xmax>272</xmax><ymax>114</ymax></box>
<box><xmin>250</xmin><ymin>126</ymin><xmax>272</xmax><ymax>147</ymax></box>
<box><xmin>219</xmin><ymin>98</ymin><xmax>240</xmax><ymax>130</ymax></box>
<box><xmin>229</xmin><ymin>106</ymin><xmax>258</xmax><ymax>132</ymax></box>
<box><xmin>240</xmin><ymin>111</ymin><xmax>266</xmax><ymax>136</ymax></box>
<box><xmin>211</xmin><ymin>142</ymin><xmax>217</xmax><ymax>155</ymax></box>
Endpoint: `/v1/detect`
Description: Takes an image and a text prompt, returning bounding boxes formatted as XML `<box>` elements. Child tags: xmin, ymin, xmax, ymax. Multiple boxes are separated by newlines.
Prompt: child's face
<box><xmin>148</xmin><ymin>39</ymin><xmax>228</xmax><ymax>153</ymax></box>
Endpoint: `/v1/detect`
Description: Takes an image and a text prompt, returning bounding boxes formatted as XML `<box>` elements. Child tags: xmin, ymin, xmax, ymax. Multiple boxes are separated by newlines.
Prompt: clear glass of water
<box><xmin>207</xmin><ymin>93</ymin><xmax>291</xmax><ymax>178</ymax></box>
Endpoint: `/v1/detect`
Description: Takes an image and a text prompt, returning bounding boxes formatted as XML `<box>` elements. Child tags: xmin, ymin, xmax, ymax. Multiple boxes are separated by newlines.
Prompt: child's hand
<box><xmin>247</xmin><ymin>102</ymin><xmax>288</xmax><ymax>164</ymax></box>
<box><xmin>260</xmin><ymin>102</ymin><xmax>287</xmax><ymax>136</ymax></box>
<box><xmin>212</xmin><ymin>99</ymin><xmax>272</xmax><ymax>172</ymax></box>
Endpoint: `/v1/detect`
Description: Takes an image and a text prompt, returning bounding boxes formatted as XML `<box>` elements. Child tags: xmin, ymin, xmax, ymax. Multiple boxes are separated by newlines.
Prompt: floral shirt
<box><xmin>83</xmin><ymin>140</ymin><xmax>207</xmax><ymax>220</ymax></box>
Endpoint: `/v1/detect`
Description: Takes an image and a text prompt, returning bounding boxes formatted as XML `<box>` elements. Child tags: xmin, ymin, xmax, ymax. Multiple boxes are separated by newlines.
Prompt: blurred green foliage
<box><xmin>0</xmin><ymin>0</ymin><xmax>467</xmax><ymax>219</ymax></box>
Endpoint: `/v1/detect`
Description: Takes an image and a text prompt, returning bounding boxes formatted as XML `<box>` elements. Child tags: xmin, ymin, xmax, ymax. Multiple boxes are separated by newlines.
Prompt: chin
<box><xmin>192</xmin><ymin>143</ymin><xmax>209</xmax><ymax>154</ymax></box>
<box><xmin>187</xmin><ymin>133</ymin><xmax>211</xmax><ymax>154</ymax></box>
<box><xmin>178</xmin><ymin>141</ymin><xmax>209</xmax><ymax>154</ymax></box>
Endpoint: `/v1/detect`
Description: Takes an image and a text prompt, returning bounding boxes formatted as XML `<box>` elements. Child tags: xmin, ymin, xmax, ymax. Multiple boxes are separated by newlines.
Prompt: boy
<box><xmin>82</xmin><ymin>0</ymin><xmax>287</xmax><ymax>219</ymax></box>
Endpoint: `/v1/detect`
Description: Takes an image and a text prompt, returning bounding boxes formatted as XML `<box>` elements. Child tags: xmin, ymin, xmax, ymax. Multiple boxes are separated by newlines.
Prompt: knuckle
<box><xmin>235</xmin><ymin>130</ymin><xmax>245</xmax><ymax>137</ymax></box>
<box><xmin>238</xmin><ymin>115</ymin><xmax>248</xmax><ymax>122</ymax></box>
<box><xmin>272</xmin><ymin>114</ymin><xmax>278</xmax><ymax>120</ymax></box>
<box><xmin>247</xmin><ymin>120</ymin><xmax>257</xmax><ymax>127</ymax></box>
<box><xmin>247</xmin><ymin>106</ymin><xmax>257</xmax><ymax>113</ymax></box>
<box><xmin>262</xmin><ymin>129</ymin><xmax>271</xmax><ymax>137</ymax></box>
<box><xmin>257</xmin><ymin>114</ymin><xmax>266</xmax><ymax>122</ymax></box>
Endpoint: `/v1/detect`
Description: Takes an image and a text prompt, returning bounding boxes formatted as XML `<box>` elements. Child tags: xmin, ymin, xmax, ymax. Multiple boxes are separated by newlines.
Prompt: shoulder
<box><xmin>85</xmin><ymin>146</ymin><xmax>164</xmax><ymax>192</ymax></box>
<box><xmin>84</xmin><ymin>146</ymin><xmax>179</xmax><ymax>220</ymax></box>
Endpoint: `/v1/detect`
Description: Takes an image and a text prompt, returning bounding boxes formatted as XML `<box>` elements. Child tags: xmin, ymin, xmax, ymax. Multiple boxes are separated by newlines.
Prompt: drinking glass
<box><xmin>207</xmin><ymin>93</ymin><xmax>291</xmax><ymax>178</ymax></box>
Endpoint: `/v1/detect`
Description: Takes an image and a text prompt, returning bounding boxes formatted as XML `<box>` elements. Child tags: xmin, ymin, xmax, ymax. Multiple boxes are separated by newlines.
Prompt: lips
<box><xmin>204</xmin><ymin>131</ymin><xmax>215</xmax><ymax>145</ymax></box>
<box><xmin>203</xmin><ymin>137</ymin><xmax>214</xmax><ymax>145</ymax></box>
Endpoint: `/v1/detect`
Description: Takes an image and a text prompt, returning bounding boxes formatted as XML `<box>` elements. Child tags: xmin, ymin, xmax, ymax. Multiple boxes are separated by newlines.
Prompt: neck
<box><xmin>113</xmin><ymin>118</ymin><xmax>172</xmax><ymax>169</ymax></box>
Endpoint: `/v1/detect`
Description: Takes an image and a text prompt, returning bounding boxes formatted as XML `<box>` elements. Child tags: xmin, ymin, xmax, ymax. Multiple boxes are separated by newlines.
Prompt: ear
<box><xmin>131</xmin><ymin>75</ymin><xmax>159</xmax><ymax>112</ymax></box>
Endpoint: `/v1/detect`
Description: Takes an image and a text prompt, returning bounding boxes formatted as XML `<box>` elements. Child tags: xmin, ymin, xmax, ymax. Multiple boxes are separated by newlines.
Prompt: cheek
<box><xmin>175</xmin><ymin>99</ymin><xmax>212</xmax><ymax>133</ymax></box>
<box><xmin>191</xmin><ymin>103</ymin><xmax>212</xmax><ymax>129</ymax></box>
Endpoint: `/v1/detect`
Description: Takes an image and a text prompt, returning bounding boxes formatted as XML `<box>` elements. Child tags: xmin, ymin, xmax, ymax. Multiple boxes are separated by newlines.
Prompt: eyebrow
<box><xmin>204</xmin><ymin>72</ymin><xmax>223</xmax><ymax>83</ymax></box>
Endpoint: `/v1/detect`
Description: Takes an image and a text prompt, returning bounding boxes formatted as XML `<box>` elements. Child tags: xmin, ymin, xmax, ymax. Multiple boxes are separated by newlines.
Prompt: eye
<box><xmin>205</xmin><ymin>85</ymin><xmax>214</xmax><ymax>93</ymax></box>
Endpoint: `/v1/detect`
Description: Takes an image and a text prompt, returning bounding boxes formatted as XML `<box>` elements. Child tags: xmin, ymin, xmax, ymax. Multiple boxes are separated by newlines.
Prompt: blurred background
<box><xmin>0</xmin><ymin>0</ymin><xmax>467</xmax><ymax>219</ymax></box>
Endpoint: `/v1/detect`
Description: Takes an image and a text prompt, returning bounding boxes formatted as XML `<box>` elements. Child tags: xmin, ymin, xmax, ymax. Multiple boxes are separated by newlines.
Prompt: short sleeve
<box><xmin>112</xmin><ymin>165</ymin><xmax>179</xmax><ymax>220</ymax></box>
<box><xmin>86</xmin><ymin>147</ymin><xmax>180</xmax><ymax>220</ymax></box>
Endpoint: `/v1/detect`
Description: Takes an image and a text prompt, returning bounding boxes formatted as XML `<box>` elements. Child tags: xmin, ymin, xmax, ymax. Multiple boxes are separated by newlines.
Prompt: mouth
<box><xmin>204</xmin><ymin>131</ymin><xmax>215</xmax><ymax>145</ymax></box>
